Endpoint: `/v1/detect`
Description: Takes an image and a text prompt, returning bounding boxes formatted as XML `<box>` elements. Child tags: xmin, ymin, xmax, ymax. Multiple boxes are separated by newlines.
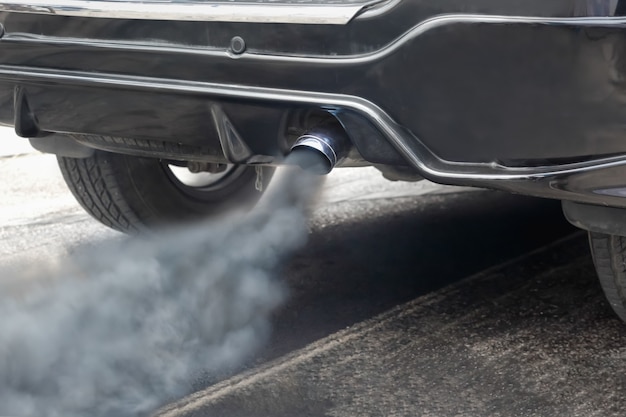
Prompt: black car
<box><xmin>2</xmin><ymin>0</ymin><xmax>626</xmax><ymax>320</ymax></box>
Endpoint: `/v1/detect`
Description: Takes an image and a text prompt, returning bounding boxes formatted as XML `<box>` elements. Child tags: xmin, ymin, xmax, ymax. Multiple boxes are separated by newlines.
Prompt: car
<box><xmin>1</xmin><ymin>0</ymin><xmax>626</xmax><ymax>320</ymax></box>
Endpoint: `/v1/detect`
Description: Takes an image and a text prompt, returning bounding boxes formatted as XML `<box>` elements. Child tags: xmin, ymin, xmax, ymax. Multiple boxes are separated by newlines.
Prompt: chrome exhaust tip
<box><xmin>289</xmin><ymin>120</ymin><xmax>349</xmax><ymax>175</ymax></box>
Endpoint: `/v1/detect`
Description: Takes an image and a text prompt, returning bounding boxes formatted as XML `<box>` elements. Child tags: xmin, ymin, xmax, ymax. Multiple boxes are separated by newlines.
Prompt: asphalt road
<box><xmin>1</xmin><ymin>132</ymin><xmax>624</xmax><ymax>417</ymax></box>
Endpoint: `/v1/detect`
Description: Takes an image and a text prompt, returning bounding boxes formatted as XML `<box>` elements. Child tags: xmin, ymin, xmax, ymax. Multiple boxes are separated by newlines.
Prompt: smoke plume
<box><xmin>0</xmin><ymin>162</ymin><xmax>321</xmax><ymax>417</ymax></box>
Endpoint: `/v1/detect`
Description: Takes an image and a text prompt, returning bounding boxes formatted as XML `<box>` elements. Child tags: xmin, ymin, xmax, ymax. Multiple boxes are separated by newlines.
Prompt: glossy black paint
<box><xmin>2</xmin><ymin>0</ymin><xmax>626</xmax><ymax>209</ymax></box>
<box><xmin>1</xmin><ymin>20</ymin><xmax>625</xmax><ymax>162</ymax></box>
<box><xmin>0</xmin><ymin>1</ymin><xmax>592</xmax><ymax>56</ymax></box>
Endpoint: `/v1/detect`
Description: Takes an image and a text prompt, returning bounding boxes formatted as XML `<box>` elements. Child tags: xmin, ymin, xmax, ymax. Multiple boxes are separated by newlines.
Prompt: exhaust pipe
<box><xmin>288</xmin><ymin>120</ymin><xmax>350</xmax><ymax>175</ymax></box>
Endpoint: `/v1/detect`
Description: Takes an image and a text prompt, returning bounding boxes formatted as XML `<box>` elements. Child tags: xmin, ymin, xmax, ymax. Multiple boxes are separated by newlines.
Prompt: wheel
<box><xmin>588</xmin><ymin>232</ymin><xmax>626</xmax><ymax>321</ymax></box>
<box><xmin>57</xmin><ymin>150</ymin><xmax>273</xmax><ymax>233</ymax></box>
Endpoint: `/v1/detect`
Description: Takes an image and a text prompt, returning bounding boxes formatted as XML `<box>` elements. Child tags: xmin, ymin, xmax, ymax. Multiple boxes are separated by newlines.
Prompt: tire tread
<box><xmin>57</xmin><ymin>150</ymin><xmax>270</xmax><ymax>233</ymax></box>
<box><xmin>589</xmin><ymin>232</ymin><xmax>626</xmax><ymax>321</ymax></box>
<box><xmin>58</xmin><ymin>153</ymin><xmax>141</xmax><ymax>233</ymax></box>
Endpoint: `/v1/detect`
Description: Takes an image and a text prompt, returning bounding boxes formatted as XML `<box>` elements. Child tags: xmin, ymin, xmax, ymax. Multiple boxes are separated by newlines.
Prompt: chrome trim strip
<box><xmin>354</xmin><ymin>0</ymin><xmax>400</xmax><ymax>19</ymax></box>
<box><xmin>1</xmin><ymin>65</ymin><xmax>626</xmax><ymax>182</ymax></box>
<box><xmin>0</xmin><ymin>0</ymin><xmax>382</xmax><ymax>24</ymax></box>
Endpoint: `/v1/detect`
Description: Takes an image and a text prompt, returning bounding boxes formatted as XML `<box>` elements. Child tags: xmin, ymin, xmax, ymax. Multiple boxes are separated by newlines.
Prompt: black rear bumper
<box><xmin>2</xmin><ymin>1</ymin><xmax>626</xmax><ymax>207</ymax></box>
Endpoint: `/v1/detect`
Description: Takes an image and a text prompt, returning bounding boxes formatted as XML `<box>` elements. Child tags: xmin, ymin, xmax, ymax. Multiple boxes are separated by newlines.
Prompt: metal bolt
<box><xmin>230</xmin><ymin>36</ymin><xmax>246</xmax><ymax>55</ymax></box>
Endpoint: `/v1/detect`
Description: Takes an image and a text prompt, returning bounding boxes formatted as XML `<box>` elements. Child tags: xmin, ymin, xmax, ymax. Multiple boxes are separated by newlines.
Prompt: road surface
<box><xmin>1</xmin><ymin>130</ymin><xmax>624</xmax><ymax>417</ymax></box>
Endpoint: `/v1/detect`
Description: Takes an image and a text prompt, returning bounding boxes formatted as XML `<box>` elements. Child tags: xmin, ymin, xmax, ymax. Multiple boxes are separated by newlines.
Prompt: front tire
<box><xmin>58</xmin><ymin>150</ymin><xmax>272</xmax><ymax>233</ymax></box>
<box><xmin>589</xmin><ymin>232</ymin><xmax>626</xmax><ymax>322</ymax></box>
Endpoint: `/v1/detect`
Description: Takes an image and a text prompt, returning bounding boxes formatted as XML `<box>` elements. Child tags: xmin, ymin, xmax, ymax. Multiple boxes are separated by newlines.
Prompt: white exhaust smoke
<box><xmin>0</xmin><ymin>163</ymin><xmax>321</xmax><ymax>417</ymax></box>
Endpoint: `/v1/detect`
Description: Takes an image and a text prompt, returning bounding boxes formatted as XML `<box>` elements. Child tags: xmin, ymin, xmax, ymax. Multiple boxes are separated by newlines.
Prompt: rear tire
<box><xmin>588</xmin><ymin>232</ymin><xmax>626</xmax><ymax>321</ymax></box>
<box><xmin>58</xmin><ymin>150</ymin><xmax>273</xmax><ymax>233</ymax></box>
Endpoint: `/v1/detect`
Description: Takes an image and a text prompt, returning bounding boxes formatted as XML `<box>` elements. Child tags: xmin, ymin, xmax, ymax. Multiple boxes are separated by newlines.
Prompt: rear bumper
<box><xmin>2</xmin><ymin>1</ymin><xmax>626</xmax><ymax>207</ymax></box>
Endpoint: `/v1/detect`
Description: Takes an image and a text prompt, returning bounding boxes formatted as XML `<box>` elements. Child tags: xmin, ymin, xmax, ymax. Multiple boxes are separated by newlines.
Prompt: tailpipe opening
<box><xmin>288</xmin><ymin>118</ymin><xmax>350</xmax><ymax>175</ymax></box>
